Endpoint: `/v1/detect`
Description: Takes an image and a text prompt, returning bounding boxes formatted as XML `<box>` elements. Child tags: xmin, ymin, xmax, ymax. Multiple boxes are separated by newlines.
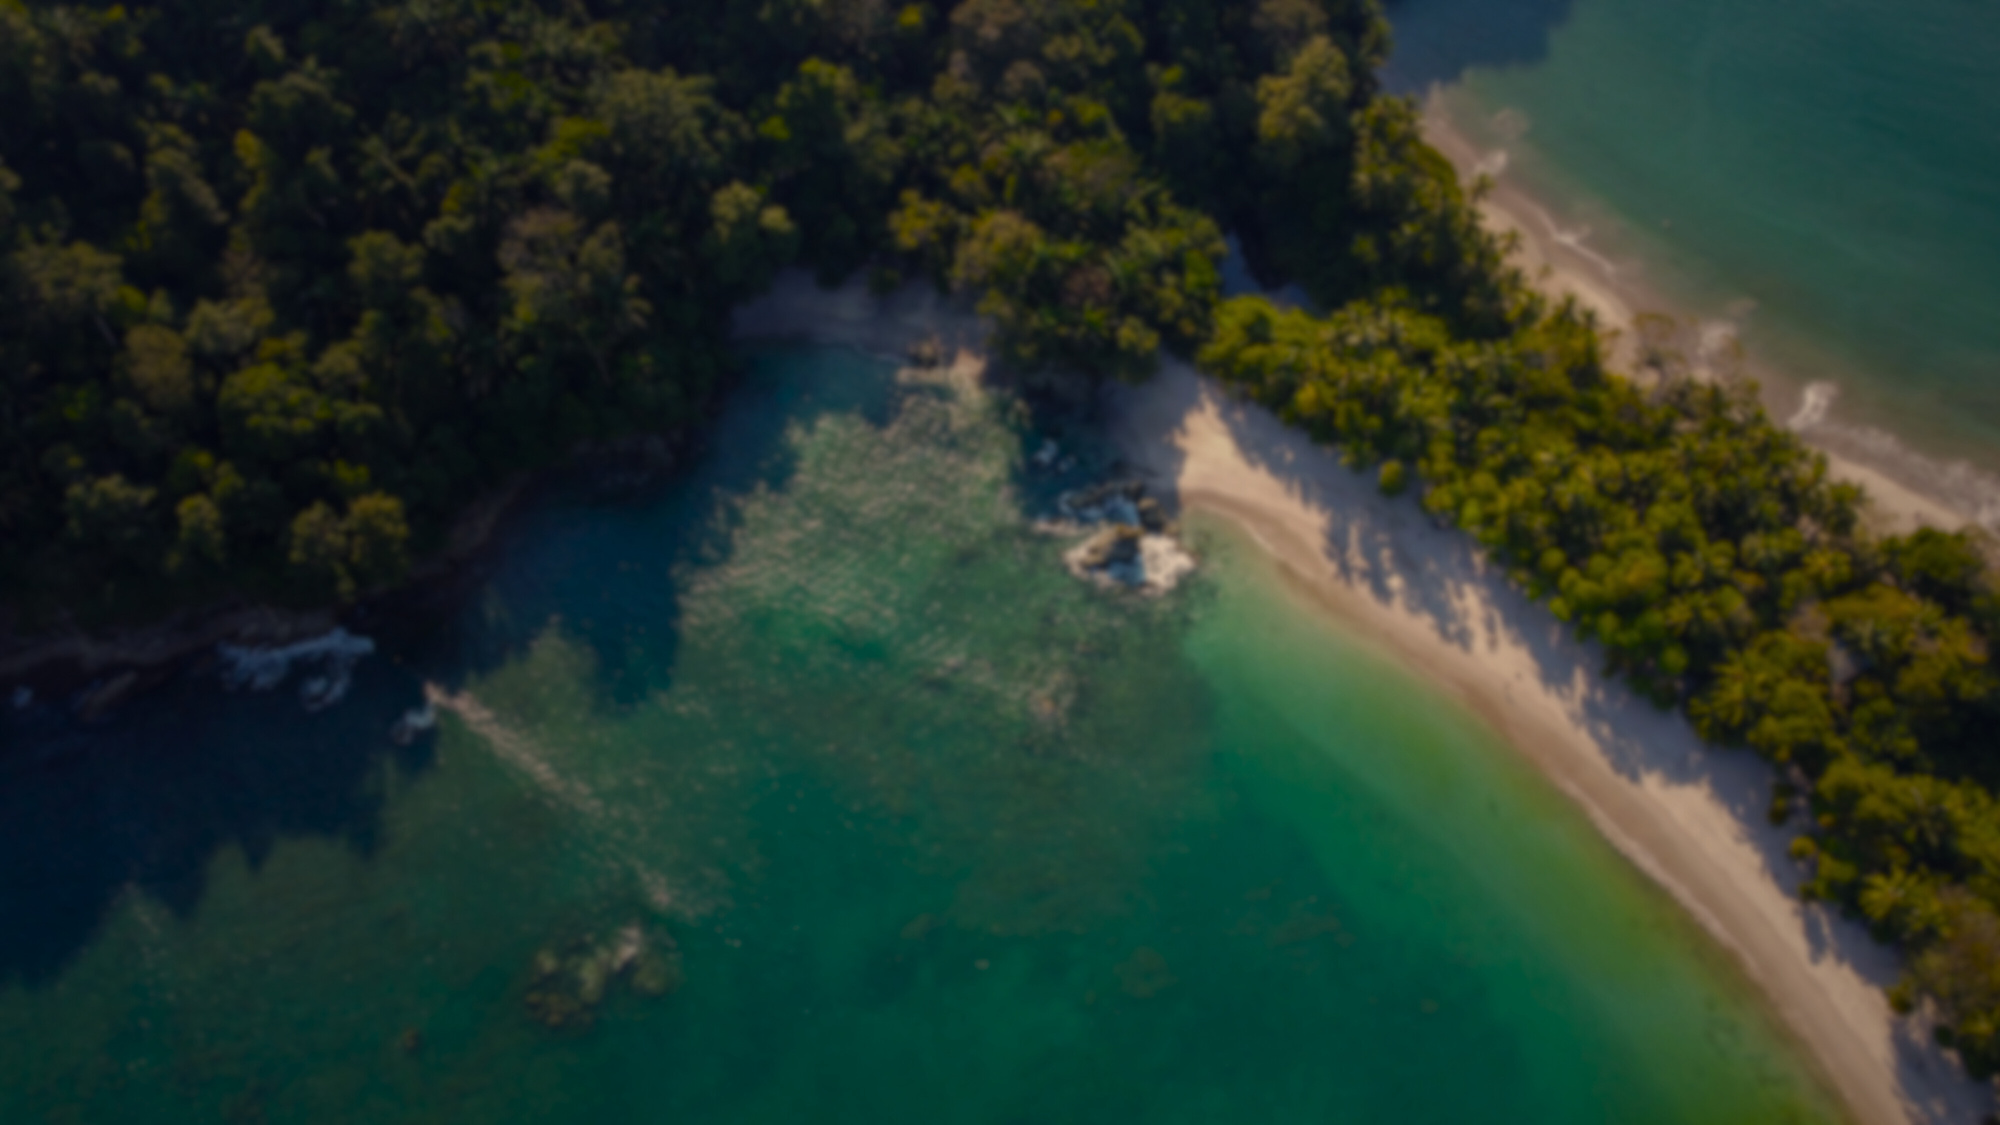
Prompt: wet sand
<box><xmin>1421</xmin><ymin>106</ymin><xmax>1981</xmax><ymax>537</ymax></box>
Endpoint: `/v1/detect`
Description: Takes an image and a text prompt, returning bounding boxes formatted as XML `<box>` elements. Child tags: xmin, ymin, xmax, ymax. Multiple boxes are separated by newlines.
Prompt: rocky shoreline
<box><xmin>0</xmin><ymin>432</ymin><xmax>684</xmax><ymax>728</ymax></box>
<box><xmin>1043</xmin><ymin>476</ymin><xmax>1198</xmax><ymax>595</ymax></box>
<box><xmin>0</xmin><ymin>604</ymin><xmax>341</xmax><ymax>724</ymax></box>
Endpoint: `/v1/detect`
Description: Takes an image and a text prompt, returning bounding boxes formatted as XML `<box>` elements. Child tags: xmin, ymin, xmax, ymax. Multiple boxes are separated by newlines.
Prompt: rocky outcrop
<box><xmin>0</xmin><ymin>429</ymin><xmax>673</xmax><ymax>723</ymax></box>
<box><xmin>906</xmin><ymin>336</ymin><xmax>946</xmax><ymax>368</ymax></box>
<box><xmin>1050</xmin><ymin>474</ymin><xmax>1197</xmax><ymax>595</ymax></box>
<box><xmin>1</xmin><ymin>604</ymin><xmax>340</xmax><ymax>725</ymax></box>
<box><xmin>1066</xmin><ymin>524</ymin><xmax>1145</xmax><ymax>571</ymax></box>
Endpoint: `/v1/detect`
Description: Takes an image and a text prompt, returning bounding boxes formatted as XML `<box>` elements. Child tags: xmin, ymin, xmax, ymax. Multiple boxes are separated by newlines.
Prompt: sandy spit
<box><xmin>737</xmin><ymin>271</ymin><xmax>1995</xmax><ymax>1125</ymax></box>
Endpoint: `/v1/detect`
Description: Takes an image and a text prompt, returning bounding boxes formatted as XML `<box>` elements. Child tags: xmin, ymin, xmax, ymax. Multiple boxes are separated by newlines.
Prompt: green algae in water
<box><xmin>0</xmin><ymin>347</ymin><xmax>1843</xmax><ymax>1122</ymax></box>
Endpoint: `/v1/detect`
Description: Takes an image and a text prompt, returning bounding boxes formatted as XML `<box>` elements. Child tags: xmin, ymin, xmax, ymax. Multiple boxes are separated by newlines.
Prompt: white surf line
<box><xmin>1470</xmin><ymin>147</ymin><xmax>1510</xmax><ymax>180</ymax></box>
<box><xmin>1786</xmin><ymin>381</ymin><xmax>1838</xmax><ymax>431</ymax></box>
<box><xmin>1518</xmin><ymin>195</ymin><xmax>1625</xmax><ymax>280</ymax></box>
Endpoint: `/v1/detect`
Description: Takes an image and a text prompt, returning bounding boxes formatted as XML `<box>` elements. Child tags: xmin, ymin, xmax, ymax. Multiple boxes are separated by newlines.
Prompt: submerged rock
<box><xmin>906</xmin><ymin>337</ymin><xmax>945</xmax><ymax>368</ymax></box>
<box><xmin>1115</xmin><ymin>946</ymin><xmax>1178</xmax><ymax>999</ymax></box>
<box><xmin>523</xmin><ymin>921</ymin><xmax>683</xmax><ymax>1031</ymax></box>
<box><xmin>524</xmin><ymin>986</ymin><xmax>594</xmax><ymax>1032</ymax></box>
<box><xmin>574</xmin><ymin>949</ymin><xmax>611</xmax><ymax>1006</ymax></box>
<box><xmin>629</xmin><ymin>939</ymin><xmax>685</xmax><ymax>997</ymax></box>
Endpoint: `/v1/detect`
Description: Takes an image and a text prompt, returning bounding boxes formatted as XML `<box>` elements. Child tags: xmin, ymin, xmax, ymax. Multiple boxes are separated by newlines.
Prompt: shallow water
<box><xmin>0</xmin><ymin>348</ymin><xmax>1843</xmax><ymax>1122</ymax></box>
<box><xmin>1386</xmin><ymin>0</ymin><xmax>2000</xmax><ymax>502</ymax></box>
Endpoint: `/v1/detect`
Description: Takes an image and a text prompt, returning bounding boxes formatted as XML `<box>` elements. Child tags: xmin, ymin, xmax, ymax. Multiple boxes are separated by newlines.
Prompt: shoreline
<box><xmin>0</xmin><ymin>442</ymin><xmax>660</xmax><ymax>716</ymax></box>
<box><xmin>1417</xmin><ymin>101</ymin><xmax>1984</xmax><ymax>538</ymax></box>
<box><xmin>1103</xmin><ymin>357</ymin><xmax>1995</xmax><ymax>1125</ymax></box>
<box><xmin>735</xmin><ymin>273</ymin><xmax>1993</xmax><ymax>1123</ymax></box>
<box><xmin>0</xmin><ymin>476</ymin><xmax>536</xmax><ymax>712</ymax></box>
<box><xmin>12</xmin><ymin>259</ymin><xmax>1991</xmax><ymax>1119</ymax></box>
<box><xmin>0</xmin><ymin>273</ymin><xmax>955</xmax><ymax>718</ymax></box>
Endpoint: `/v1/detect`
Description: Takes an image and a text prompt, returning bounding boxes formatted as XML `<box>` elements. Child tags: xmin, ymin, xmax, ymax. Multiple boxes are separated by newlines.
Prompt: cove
<box><xmin>0</xmin><ymin>346</ymin><xmax>1844</xmax><ymax>1122</ymax></box>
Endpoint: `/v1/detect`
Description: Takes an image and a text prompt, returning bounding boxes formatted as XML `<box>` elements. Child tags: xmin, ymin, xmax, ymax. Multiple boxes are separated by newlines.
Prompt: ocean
<box><xmin>0</xmin><ymin>347</ymin><xmax>1843</xmax><ymax>1122</ymax></box>
<box><xmin>1385</xmin><ymin>0</ymin><xmax>2000</xmax><ymax>520</ymax></box>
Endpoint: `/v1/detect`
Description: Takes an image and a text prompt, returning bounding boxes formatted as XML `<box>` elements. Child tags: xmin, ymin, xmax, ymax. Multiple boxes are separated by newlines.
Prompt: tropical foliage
<box><xmin>1</xmin><ymin>0</ymin><xmax>1388</xmax><ymax>617</ymax></box>
<box><xmin>6</xmin><ymin>0</ymin><xmax>2000</xmax><ymax>1081</ymax></box>
<box><xmin>1196</xmin><ymin>198</ymin><xmax>2000</xmax><ymax>1075</ymax></box>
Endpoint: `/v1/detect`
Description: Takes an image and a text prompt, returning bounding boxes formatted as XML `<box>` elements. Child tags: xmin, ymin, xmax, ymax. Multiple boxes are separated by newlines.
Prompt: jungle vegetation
<box><xmin>4</xmin><ymin>0</ymin><xmax>2000</xmax><ymax>1081</ymax></box>
<box><xmin>1</xmin><ymin>0</ymin><xmax>1366</xmax><ymax>614</ymax></box>
<box><xmin>1196</xmin><ymin>208</ymin><xmax>2000</xmax><ymax>1074</ymax></box>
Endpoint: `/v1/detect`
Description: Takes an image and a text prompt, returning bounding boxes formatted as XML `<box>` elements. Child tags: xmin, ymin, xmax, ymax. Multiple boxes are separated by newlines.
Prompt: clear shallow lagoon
<box><xmin>1386</xmin><ymin>0</ymin><xmax>2000</xmax><ymax>482</ymax></box>
<box><xmin>0</xmin><ymin>349</ymin><xmax>1843</xmax><ymax>1122</ymax></box>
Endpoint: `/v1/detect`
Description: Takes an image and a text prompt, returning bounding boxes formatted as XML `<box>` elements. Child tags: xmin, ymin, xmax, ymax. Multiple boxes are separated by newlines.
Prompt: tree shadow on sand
<box><xmin>1103</xmin><ymin>360</ymin><xmax>1997</xmax><ymax>1124</ymax></box>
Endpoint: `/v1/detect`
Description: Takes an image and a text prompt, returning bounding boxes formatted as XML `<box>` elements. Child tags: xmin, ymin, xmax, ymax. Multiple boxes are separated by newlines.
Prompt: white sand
<box><xmin>736</xmin><ymin>271</ymin><xmax>1996</xmax><ymax>1123</ymax></box>
<box><xmin>1105</xmin><ymin>360</ymin><xmax>1996</xmax><ymax>1125</ymax></box>
<box><xmin>1420</xmin><ymin>106</ymin><xmax>1978</xmax><ymax>538</ymax></box>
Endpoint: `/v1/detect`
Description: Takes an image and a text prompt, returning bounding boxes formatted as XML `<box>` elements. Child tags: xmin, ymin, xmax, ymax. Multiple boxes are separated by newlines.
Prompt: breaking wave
<box><xmin>1786</xmin><ymin>382</ymin><xmax>2000</xmax><ymax>532</ymax></box>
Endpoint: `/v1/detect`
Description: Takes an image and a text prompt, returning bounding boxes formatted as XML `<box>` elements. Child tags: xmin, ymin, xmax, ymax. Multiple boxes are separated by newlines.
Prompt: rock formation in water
<box><xmin>1050</xmin><ymin>476</ymin><xmax>1197</xmax><ymax>595</ymax></box>
<box><xmin>524</xmin><ymin>923</ymin><xmax>684</xmax><ymax>1032</ymax></box>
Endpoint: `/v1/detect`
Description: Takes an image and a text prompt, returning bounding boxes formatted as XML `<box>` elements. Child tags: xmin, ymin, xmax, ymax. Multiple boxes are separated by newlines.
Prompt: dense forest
<box><xmin>0</xmin><ymin>0</ymin><xmax>1388</xmax><ymax>615</ymax></box>
<box><xmin>4</xmin><ymin>0</ymin><xmax>2000</xmax><ymax>1085</ymax></box>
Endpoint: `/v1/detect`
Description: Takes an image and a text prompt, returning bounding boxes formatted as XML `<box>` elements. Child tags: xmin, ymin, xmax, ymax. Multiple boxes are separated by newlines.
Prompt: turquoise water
<box><xmin>1387</xmin><ymin>0</ymin><xmax>2000</xmax><ymax>477</ymax></box>
<box><xmin>0</xmin><ymin>349</ymin><xmax>1844</xmax><ymax>1122</ymax></box>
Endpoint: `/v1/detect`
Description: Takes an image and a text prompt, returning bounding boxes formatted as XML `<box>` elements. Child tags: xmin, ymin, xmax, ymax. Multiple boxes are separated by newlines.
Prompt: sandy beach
<box><xmin>1418</xmin><ymin>106</ymin><xmax>1980</xmax><ymax>537</ymax></box>
<box><xmin>737</xmin><ymin>271</ymin><xmax>1996</xmax><ymax>1124</ymax></box>
<box><xmin>1106</xmin><ymin>358</ymin><xmax>1994</xmax><ymax>1125</ymax></box>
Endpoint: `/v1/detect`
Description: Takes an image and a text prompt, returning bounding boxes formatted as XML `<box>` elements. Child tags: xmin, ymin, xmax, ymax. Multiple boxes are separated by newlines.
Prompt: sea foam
<box><xmin>1786</xmin><ymin>382</ymin><xmax>1837</xmax><ymax>431</ymax></box>
<box><xmin>1787</xmin><ymin>382</ymin><xmax>2000</xmax><ymax>531</ymax></box>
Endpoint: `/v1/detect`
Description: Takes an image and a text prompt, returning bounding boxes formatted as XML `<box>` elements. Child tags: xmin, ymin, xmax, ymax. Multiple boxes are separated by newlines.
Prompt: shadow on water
<box><xmin>403</xmin><ymin>340</ymin><xmax>920</xmax><ymax>711</ymax></box>
<box><xmin>0</xmin><ymin>661</ymin><xmax>433</xmax><ymax>988</ymax></box>
<box><xmin>0</xmin><ymin>334</ymin><xmax>921</xmax><ymax>990</ymax></box>
<box><xmin>1378</xmin><ymin>0</ymin><xmax>1576</xmax><ymax>94</ymax></box>
<box><xmin>1105</xmin><ymin>363</ymin><xmax>1998</xmax><ymax>1123</ymax></box>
